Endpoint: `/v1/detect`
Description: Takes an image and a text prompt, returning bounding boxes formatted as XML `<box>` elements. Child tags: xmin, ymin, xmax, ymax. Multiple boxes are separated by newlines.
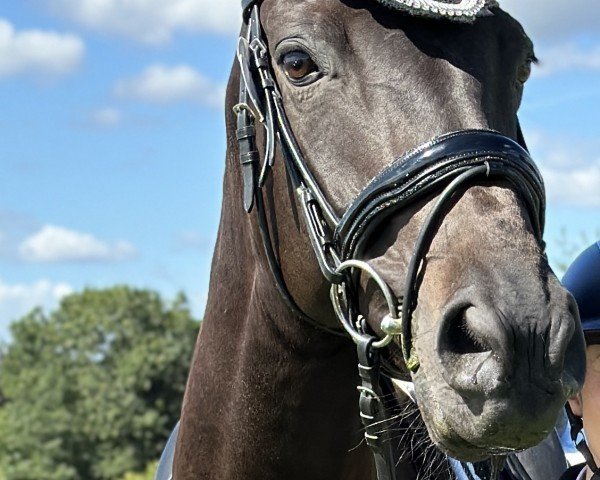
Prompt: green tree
<box><xmin>0</xmin><ymin>287</ymin><xmax>199</xmax><ymax>480</ymax></box>
<box><xmin>121</xmin><ymin>461</ymin><xmax>157</xmax><ymax>480</ymax></box>
<box><xmin>552</xmin><ymin>228</ymin><xmax>600</xmax><ymax>276</ymax></box>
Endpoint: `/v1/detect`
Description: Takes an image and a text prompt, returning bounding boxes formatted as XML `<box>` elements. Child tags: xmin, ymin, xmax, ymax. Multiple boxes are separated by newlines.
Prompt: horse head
<box><xmin>173</xmin><ymin>2</ymin><xmax>587</xmax><ymax>478</ymax></box>
<box><xmin>234</xmin><ymin>0</ymin><xmax>586</xmax><ymax>462</ymax></box>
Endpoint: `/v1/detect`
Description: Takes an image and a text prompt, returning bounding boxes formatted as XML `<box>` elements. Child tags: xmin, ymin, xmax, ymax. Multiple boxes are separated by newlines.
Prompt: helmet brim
<box><xmin>583</xmin><ymin>318</ymin><xmax>600</xmax><ymax>345</ymax></box>
<box><xmin>585</xmin><ymin>331</ymin><xmax>600</xmax><ymax>345</ymax></box>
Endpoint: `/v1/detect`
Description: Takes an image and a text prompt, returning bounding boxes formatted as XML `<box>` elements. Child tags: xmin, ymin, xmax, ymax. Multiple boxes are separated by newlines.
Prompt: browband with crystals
<box><xmin>375</xmin><ymin>0</ymin><xmax>499</xmax><ymax>21</ymax></box>
<box><xmin>241</xmin><ymin>0</ymin><xmax>499</xmax><ymax>22</ymax></box>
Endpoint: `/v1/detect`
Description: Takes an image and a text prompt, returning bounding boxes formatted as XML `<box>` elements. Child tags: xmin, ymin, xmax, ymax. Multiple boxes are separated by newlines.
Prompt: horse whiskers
<box><xmin>401</xmin><ymin>436</ymin><xmax>451</xmax><ymax>480</ymax></box>
<box><xmin>382</xmin><ymin>422</ymin><xmax>423</xmax><ymax>440</ymax></box>
<box><xmin>386</xmin><ymin>409</ymin><xmax>455</xmax><ymax>480</ymax></box>
<box><xmin>378</xmin><ymin>430</ymin><xmax>429</xmax><ymax>457</ymax></box>
<box><xmin>377</xmin><ymin>419</ymin><xmax>426</xmax><ymax>438</ymax></box>
<box><xmin>358</xmin><ymin>412</ymin><xmax>406</xmax><ymax>432</ymax></box>
<box><xmin>387</xmin><ymin>400</ymin><xmax>419</xmax><ymax>413</ymax></box>
<box><xmin>393</xmin><ymin>400</ymin><xmax>418</xmax><ymax>414</ymax></box>
<box><xmin>355</xmin><ymin>399</ymin><xmax>418</xmax><ymax>436</ymax></box>
<box><xmin>352</xmin><ymin>391</ymin><xmax>456</xmax><ymax>480</ymax></box>
<box><xmin>347</xmin><ymin>436</ymin><xmax>365</xmax><ymax>453</ymax></box>
<box><xmin>394</xmin><ymin>410</ymin><xmax>423</xmax><ymax>433</ymax></box>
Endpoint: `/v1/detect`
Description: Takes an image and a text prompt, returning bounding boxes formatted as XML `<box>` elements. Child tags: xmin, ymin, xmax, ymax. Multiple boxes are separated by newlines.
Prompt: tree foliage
<box><xmin>121</xmin><ymin>461</ymin><xmax>157</xmax><ymax>480</ymax></box>
<box><xmin>552</xmin><ymin>228</ymin><xmax>600</xmax><ymax>276</ymax></box>
<box><xmin>0</xmin><ymin>287</ymin><xmax>199</xmax><ymax>480</ymax></box>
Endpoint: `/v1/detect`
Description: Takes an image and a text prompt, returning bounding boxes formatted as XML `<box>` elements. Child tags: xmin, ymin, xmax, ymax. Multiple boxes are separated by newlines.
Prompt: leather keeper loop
<box><xmin>236</xmin><ymin>125</ymin><xmax>256</xmax><ymax>141</ymax></box>
<box><xmin>262</xmin><ymin>78</ymin><xmax>275</xmax><ymax>89</ymax></box>
<box><xmin>255</xmin><ymin>56</ymin><xmax>269</xmax><ymax>68</ymax></box>
<box><xmin>240</xmin><ymin>151</ymin><xmax>259</xmax><ymax>165</ymax></box>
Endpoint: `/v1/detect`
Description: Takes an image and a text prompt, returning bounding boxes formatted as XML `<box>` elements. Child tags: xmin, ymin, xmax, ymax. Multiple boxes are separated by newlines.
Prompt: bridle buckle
<box><xmin>233</xmin><ymin>102</ymin><xmax>257</xmax><ymax>119</ymax></box>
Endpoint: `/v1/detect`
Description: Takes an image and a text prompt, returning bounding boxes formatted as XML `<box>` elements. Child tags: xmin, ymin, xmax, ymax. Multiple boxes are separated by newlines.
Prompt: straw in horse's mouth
<box><xmin>391</xmin><ymin>378</ymin><xmax>417</xmax><ymax>403</ymax></box>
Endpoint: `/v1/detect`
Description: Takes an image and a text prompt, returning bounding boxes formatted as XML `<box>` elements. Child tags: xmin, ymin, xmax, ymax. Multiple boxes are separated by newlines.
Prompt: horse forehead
<box><xmin>262</xmin><ymin>0</ymin><xmax>524</xmax><ymax>49</ymax></box>
<box><xmin>265</xmin><ymin>0</ymin><xmax>340</xmax><ymax>13</ymax></box>
<box><xmin>261</xmin><ymin>0</ymin><xmax>410</xmax><ymax>52</ymax></box>
<box><xmin>263</xmin><ymin>0</ymin><xmax>347</xmax><ymax>28</ymax></box>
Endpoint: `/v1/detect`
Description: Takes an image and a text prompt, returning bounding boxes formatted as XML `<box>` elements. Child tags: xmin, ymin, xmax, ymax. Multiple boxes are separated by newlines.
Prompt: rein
<box><xmin>234</xmin><ymin>2</ymin><xmax>546</xmax><ymax>478</ymax></box>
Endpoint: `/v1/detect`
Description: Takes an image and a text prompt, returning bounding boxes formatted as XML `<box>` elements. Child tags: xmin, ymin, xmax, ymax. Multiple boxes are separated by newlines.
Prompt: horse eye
<box><xmin>517</xmin><ymin>61</ymin><xmax>532</xmax><ymax>85</ymax></box>
<box><xmin>281</xmin><ymin>51</ymin><xmax>319</xmax><ymax>82</ymax></box>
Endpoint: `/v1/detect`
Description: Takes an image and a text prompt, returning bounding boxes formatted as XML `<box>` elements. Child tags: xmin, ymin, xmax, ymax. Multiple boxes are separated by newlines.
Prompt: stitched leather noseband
<box><xmin>234</xmin><ymin>2</ymin><xmax>546</xmax><ymax>478</ymax></box>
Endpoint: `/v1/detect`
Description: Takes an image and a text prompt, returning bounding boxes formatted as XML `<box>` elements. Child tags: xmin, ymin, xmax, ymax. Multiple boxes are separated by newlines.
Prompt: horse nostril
<box><xmin>441</xmin><ymin>306</ymin><xmax>492</xmax><ymax>356</ymax></box>
<box><xmin>436</xmin><ymin>305</ymin><xmax>508</xmax><ymax>396</ymax></box>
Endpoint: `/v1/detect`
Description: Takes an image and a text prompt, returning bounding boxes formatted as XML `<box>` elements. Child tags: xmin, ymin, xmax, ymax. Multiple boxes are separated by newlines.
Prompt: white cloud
<box><xmin>500</xmin><ymin>2</ymin><xmax>600</xmax><ymax>79</ymax></box>
<box><xmin>527</xmin><ymin>131</ymin><xmax>600</xmax><ymax>208</ymax></box>
<box><xmin>48</xmin><ymin>0</ymin><xmax>239</xmax><ymax>44</ymax></box>
<box><xmin>501</xmin><ymin>0</ymin><xmax>600</xmax><ymax>41</ymax></box>
<box><xmin>19</xmin><ymin>225</ymin><xmax>137</xmax><ymax>263</ymax></box>
<box><xmin>88</xmin><ymin>107</ymin><xmax>122</xmax><ymax>128</ymax></box>
<box><xmin>532</xmin><ymin>43</ymin><xmax>600</xmax><ymax>78</ymax></box>
<box><xmin>189</xmin><ymin>289</ymin><xmax>208</xmax><ymax>318</ymax></box>
<box><xmin>175</xmin><ymin>230</ymin><xmax>212</xmax><ymax>251</ymax></box>
<box><xmin>0</xmin><ymin>231</ymin><xmax>7</xmax><ymax>258</ymax></box>
<box><xmin>541</xmin><ymin>161</ymin><xmax>600</xmax><ymax>208</ymax></box>
<box><xmin>0</xmin><ymin>279</ymin><xmax>73</xmax><ymax>340</ymax></box>
<box><xmin>0</xmin><ymin>18</ymin><xmax>84</xmax><ymax>79</ymax></box>
<box><xmin>46</xmin><ymin>0</ymin><xmax>598</xmax><ymax>44</ymax></box>
<box><xmin>114</xmin><ymin>64</ymin><xmax>224</xmax><ymax>107</ymax></box>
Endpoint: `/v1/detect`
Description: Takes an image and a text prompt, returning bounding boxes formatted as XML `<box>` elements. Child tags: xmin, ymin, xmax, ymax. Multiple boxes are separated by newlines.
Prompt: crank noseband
<box><xmin>332</xmin><ymin>130</ymin><xmax>545</xmax><ymax>369</ymax></box>
<box><xmin>337</xmin><ymin>130</ymin><xmax>544</xmax><ymax>258</ymax></box>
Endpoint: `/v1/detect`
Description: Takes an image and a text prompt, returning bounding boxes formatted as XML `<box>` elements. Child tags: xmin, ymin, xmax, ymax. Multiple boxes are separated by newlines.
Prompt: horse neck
<box><xmin>174</xmin><ymin>141</ymin><xmax>378</xmax><ymax>479</ymax></box>
<box><xmin>174</xmin><ymin>69</ymin><xmax>445</xmax><ymax>479</ymax></box>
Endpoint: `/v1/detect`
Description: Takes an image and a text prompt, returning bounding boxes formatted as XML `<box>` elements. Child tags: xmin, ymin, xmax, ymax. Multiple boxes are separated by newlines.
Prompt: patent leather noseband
<box><xmin>234</xmin><ymin>2</ymin><xmax>546</xmax><ymax>479</ymax></box>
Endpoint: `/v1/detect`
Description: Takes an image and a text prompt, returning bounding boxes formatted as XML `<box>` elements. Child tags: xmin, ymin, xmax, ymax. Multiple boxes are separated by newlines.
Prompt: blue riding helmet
<box><xmin>562</xmin><ymin>241</ymin><xmax>600</xmax><ymax>480</ymax></box>
<box><xmin>562</xmin><ymin>241</ymin><xmax>600</xmax><ymax>345</ymax></box>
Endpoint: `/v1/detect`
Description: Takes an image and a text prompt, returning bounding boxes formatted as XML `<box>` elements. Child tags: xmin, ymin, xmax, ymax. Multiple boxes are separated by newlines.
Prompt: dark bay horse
<box><xmin>172</xmin><ymin>1</ymin><xmax>586</xmax><ymax>478</ymax></box>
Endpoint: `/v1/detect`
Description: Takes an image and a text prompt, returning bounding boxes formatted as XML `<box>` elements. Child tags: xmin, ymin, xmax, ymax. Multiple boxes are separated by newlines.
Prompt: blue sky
<box><xmin>1</xmin><ymin>0</ymin><xmax>599</xmax><ymax>341</ymax></box>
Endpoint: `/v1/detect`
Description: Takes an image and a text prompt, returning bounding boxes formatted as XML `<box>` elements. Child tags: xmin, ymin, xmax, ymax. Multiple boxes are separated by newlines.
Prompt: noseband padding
<box><xmin>336</xmin><ymin>130</ymin><xmax>545</xmax><ymax>261</ymax></box>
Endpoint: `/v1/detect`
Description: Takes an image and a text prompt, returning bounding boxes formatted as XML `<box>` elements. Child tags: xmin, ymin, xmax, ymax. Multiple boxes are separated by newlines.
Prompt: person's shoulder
<box><xmin>559</xmin><ymin>464</ymin><xmax>586</xmax><ymax>480</ymax></box>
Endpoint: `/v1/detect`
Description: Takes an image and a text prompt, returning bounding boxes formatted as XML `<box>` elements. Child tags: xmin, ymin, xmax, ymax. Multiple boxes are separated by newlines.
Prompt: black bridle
<box><xmin>234</xmin><ymin>2</ymin><xmax>546</xmax><ymax>478</ymax></box>
<box><xmin>567</xmin><ymin>406</ymin><xmax>600</xmax><ymax>480</ymax></box>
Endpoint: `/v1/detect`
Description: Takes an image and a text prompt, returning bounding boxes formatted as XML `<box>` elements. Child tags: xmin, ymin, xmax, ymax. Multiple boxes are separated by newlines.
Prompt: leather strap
<box><xmin>567</xmin><ymin>404</ymin><xmax>600</xmax><ymax>477</ymax></box>
<box><xmin>235</xmin><ymin>76</ymin><xmax>258</xmax><ymax>212</ymax></box>
<box><xmin>235</xmin><ymin>4</ymin><xmax>347</xmax><ymax>336</ymax></box>
<box><xmin>242</xmin><ymin>0</ymin><xmax>262</xmax><ymax>18</ymax></box>
<box><xmin>336</xmin><ymin>130</ymin><xmax>545</xmax><ymax>260</ymax></box>
<box><xmin>357</xmin><ymin>338</ymin><xmax>398</xmax><ymax>480</ymax></box>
